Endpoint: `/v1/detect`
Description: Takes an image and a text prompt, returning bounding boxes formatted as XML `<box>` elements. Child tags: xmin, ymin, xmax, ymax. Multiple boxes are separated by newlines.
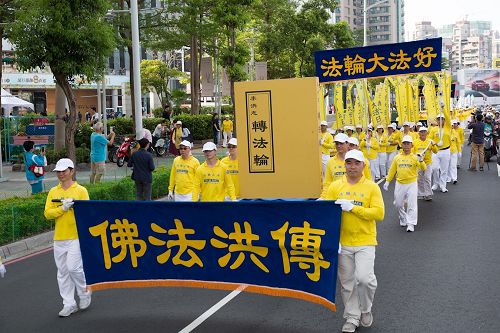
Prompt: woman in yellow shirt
<box><xmin>375</xmin><ymin>125</ymin><xmax>388</xmax><ymax>178</ymax></box>
<box><xmin>359</xmin><ymin>127</ymin><xmax>380</xmax><ymax>181</ymax></box>
<box><xmin>220</xmin><ymin>138</ymin><xmax>240</xmax><ymax>199</ymax></box>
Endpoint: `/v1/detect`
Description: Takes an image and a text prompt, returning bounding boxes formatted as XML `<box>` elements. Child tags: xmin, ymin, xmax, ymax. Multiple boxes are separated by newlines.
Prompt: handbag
<box><xmin>29</xmin><ymin>164</ymin><xmax>45</xmax><ymax>177</ymax></box>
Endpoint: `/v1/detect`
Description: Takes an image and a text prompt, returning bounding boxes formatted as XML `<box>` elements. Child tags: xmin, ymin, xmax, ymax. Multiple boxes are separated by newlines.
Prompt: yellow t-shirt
<box><xmin>386</xmin><ymin>152</ymin><xmax>427</xmax><ymax>184</ymax></box>
<box><xmin>375</xmin><ymin>132</ymin><xmax>388</xmax><ymax>153</ymax></box>
<box><xmin>386</xmin><ymin>131</ymin><xmax>401</xmax><ymax>153</ymax></box>
<box><xmin>192</xmin><ymin>160</ymin><xmax>236</xmax><ymax>201</ymax></box>
<box><xmin>412</xmin><ymin>137</ymin><xmax>438</xmax><ymax>165</ymax></box>
<box><xmin>430</xmin><ymin>127</ymin><xmax>451</xmax><ymax>149</ymax></box>
<box><xmin>222</xmin><ymin>119</ymin><xmax>233</xmax><ymax>132</ymax></box>
<box><xmin>325</xmin><ymin>176</ymin><xmax>385</xmax><ymax>246</ymax></box>
<box><xmin>450</xmin><ymin>128</ymin><xmax>459</xmax><ymax>153</ymax></box>
<box><xmin>456</xmin><ymin>127</ymin><xmax>464</xmax><ymax>152</ymax></box>
<box><xmin>220</xmin><ymin>156</ymin><xmax>239</xmax><ymax>198</ymax></box>
<box><xmin>44</xmin><ymin>182</ymin><xmax>90</xmax><ymax>240</ymax></box>
<box><xmin>321</xmin><ymin>132</ymin><xmax>335</xmax><ymax>155</ymax></box>
<box><xmin>321</xmin><ymin>155</ymin><xmax>372</xmax><ymax>198</ymax></box>
<box><xmin>360</xmin><ymin>136</ymin><xmax>379</xmax><ymax>160</ymax></box>
<box><xmin>168</xmin><ymin>155</ymin><xmax>200</xmax><ymax>194</ymax></box>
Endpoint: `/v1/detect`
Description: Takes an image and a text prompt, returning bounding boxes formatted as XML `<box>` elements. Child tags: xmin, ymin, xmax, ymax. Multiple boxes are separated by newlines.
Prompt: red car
<box><xmin>471</xmin><ymin>80</ymin><xmax>490</xmax><ymax>91</ymax></box>
<box><xmin>490</xmin><ymin>81</ymin><xmax>500</xmax><ymax>91</ymax></box>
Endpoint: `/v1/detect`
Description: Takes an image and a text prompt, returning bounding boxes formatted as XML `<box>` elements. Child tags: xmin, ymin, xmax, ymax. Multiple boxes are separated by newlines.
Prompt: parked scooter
<box><xmin>116</xmin><ymin>136</ymin><xmax>137</xmax><ymax>167</ymax></box>
<box><xmin>153</xmin><ymin>137</ymin><xmax>170</xmax><ymax>157</ymax></box>
<box><xmin>484</xmin><ymin>129</ymin><xmax>497</xmax><ymax>162</ymax></box>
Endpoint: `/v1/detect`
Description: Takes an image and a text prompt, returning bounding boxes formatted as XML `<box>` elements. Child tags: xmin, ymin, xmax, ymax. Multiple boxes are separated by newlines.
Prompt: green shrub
<box><xmin>200</xmin><ymin>106</ymin><xmax>215</xmax><ymax>114</ymax></box>
<box><xmin>221</xmin><ymin>104</ymin><xmax>234</xmax><ymax>115</ymax></box>
<box><xmin>75</xmin><ymin>123</ymin><xmax>93</xmax><ymax>147</ymax></box>
<box><xmin>172</xmin><ymin>114</ymin><xmax>212</xmax><ymax>140</ymax></box>
<box><xmin>108</xmin><ymin>117</ymin><xmax>134</xmax><ymax>135</ymax></box>
<box><xmin>0</xmin><ymin>167</ymin><xmax>171</xmax><ymax>246</ymax></box>
<box><xmin>152</xmin><ymin>107</ymin><xmax>164</xmax><ymax>118</ymax></box>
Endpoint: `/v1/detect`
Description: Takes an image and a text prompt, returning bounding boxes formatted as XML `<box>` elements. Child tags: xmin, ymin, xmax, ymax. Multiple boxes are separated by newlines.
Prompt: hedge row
<box><xmin>0</xmin><ymin>167</ymin><xmax>170</xmax><ymax>246</ymax></box>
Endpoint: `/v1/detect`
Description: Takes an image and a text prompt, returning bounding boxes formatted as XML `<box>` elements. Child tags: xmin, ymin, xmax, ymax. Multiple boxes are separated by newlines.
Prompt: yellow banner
<box><xmin>334</xmin><ymin>82</ymin><xmax>345</xmax><ymax>129</ymax></box>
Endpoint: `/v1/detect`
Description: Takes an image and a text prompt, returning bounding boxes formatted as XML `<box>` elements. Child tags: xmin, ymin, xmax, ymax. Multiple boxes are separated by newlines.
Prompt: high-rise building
<box><xmin>451</xmin><ymin>20</ymin><xmax>494</xmax><ymax>72</ymax></box>
<box><xmin>413</xmin><ymin>21</ymin><xmax>437</xmax><ymax>40</ymax></box>
<box><xmin>334</xmin><ymin>0</ymin><xmax>405</xmax><ymax>46</ymax></box>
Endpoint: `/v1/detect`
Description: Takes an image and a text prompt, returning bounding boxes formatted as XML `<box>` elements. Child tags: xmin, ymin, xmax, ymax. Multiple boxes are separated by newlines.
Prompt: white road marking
<box><xmin>178</xmin><ymin>284</ymin><xmax>248</xmax><ymax>333</ymax></box>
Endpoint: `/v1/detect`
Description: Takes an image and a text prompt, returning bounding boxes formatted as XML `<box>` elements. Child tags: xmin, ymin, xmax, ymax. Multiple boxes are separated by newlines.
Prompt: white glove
<box><xmin>429</xmin><ymin>139</ymin><xmax>434</xmax><ymax>145</ymax></box>
<box><xmin>335</xmin><ymin>199</ymin><xmax>355</xmax><ymax>212</ymax></box>
<box><xmin>320</xmin><ymin>138</ymin><xmax>325</xmax><ymax>145</ymax></box>
<box><xmin>167</xmin><ymin>191</ymin><xmax>174</xmax><ymax>200</ymax></box>
<box><xmin>316</xmin><ymin>198</ymin><xmax>324</xmax><ymax>201</ymax></box>
<box><xmin>383</xmin><ymin>181</ymin><xmax>390</xmax><ymax>191</ymax></box>
<box><xmin>437</xmin><ymin>140</ymin><xmax>443</xmax><ymax>147</ymax></box>
<box><xmin>61</xmin><ymin>198</ymin><xmax>74</xmax><ymax>211</ymax></box>
<box><xmin>232</xmin><ymin>199</ymin><xmax>239</xmax><ymax>202</ymax></box>
<box><xmin>0</xmin><ymin>263</ymin><xmax>6</xmax><ymax>278</ymax></box>
<box><xmin>417</xmin><ymin>154</ymin><xmax>424</xmax><ymax>162</ymax></box>
<box><xmin>366</xmin><ymin>141</ymin><xmax>371</xmax><ymax>148</ymax></box>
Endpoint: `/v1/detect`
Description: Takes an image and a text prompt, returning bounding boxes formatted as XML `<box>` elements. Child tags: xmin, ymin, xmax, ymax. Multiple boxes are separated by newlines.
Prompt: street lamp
<box><xmin>363</xmin><ymin>0</ymin><xmax>389</xmax><ymax>46</ymax></box>
<box><xmin>107</xmin><ymin>0</ymin><xmax>143</xmax><ymax>139</ymax></box>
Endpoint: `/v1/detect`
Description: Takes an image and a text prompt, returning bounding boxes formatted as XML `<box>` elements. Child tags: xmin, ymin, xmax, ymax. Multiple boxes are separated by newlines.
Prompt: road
<box><xmin>1</xmin><ymin>144</ymin><xmax>499</xmax><ymax>333</ymax></box>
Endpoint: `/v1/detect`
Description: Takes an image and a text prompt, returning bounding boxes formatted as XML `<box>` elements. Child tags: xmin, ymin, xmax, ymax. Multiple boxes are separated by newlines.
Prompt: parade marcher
<box><xmin>430</xmin><ymin>114</ymin><xmax>452</xmax><ymax>192</ymax></box>
<box><xmin>345</xmin><ymin>125</ymin><xmax>355</xmax><ymax>138</ymax></box>
<box><xmin>90</xmin><ymin>122</ymin><xmax>115</xmax><ymax>184</ymax></box>
<box><xmin>220</xmin><ymin>138</ymin><xmax>240</xmax><ymax>200</ymax></box>
<box><xmin>467</xmin><ymin>112</ymin><xmax>485</xmax><ymax>171</ymax></box>
<box><xmin>192</xmin><ymin>142</ymin><xmax>236</xmax><ymax>202</ymax></box>
<box><xmin>168</xmin><ymin>140</ymin><xmax>200</xmax><ymax>202</ymax></box>
<box><xmin>375</xmin><ymin>125</ymin><xmax>388</xmax><ymax>178</ymax></box>
<box><xmin>413</xmin><ymin>127</ymin><xmax>438</xmax><ymax>201</ymax></box>
<box><xmin>127</xmin><ymin>138</ymin><xmax>155</xmax><ymax>201</ymax></box>
<box><xmin>384</xmin><ymin>136</ymin><xmax>426</xmax><ymax>232</ymax></box>
<box><xmin>359</xmin><ymin>127</ymin><xmax>380</xmax><ymax>181</ymax></box>
<box><xmin>23</xmin><ymin>140</ymin><xmax>47</xmax><ymax>195</ymax></box>
<box><xmin>447</xmin><ymin>120</ymin><xmax>460</xmax><ymax>184</ymax></box>
<box><xmin>320</xmin><ymin>133</ymin><xmax>349</xmax><ymax>198</ymax></box>
<box><xmin>455</xmin><ymin>118</ymin><xmax>465</xmax><ymax>168</ymax></box>
<box><xmin>320</xmin><ymin>120</ymin><xmax>335</xmax><ymax>177</ymax></box>
<box><xmin>346</xmin><ymin>137</ymin><xmax>372</xmax><ymax>180</ymax></box>
<box><xmin>386</xmin><ymin>123</ymin><xmax>400</xmax><ymax>172</ymax></box>
<box><xmin>221</xmin><ymin>115</ymin><xmax>233</xmax><ymax>148</ymax></box>
<box><xmin>355</xmin><ymin>124</ymin><xmax>365</xmax><ymax>141</ymax></box>
<box><xmin>325</xmin><ymin>149</ymin><xmax>385</xmax><ymax>333</ymax></box>
<box><xmin>44</xmin><ymin>158</ymin><xmax>91</xmax><ymax>317</ymax></box>
<box><xmin>327</xmin><ymin>128</ymin><xmax>337</xmax><ymax>157</ymax></box>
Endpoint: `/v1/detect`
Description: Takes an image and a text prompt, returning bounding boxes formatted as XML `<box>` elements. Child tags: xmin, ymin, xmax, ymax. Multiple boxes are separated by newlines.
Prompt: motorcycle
<box><xmin>483</xmin><ymin>129</ymin><xmax>497</xmax><ymax>162</ymax></box>
<box><xmin>153</xmin><ymin>137</ymin><xmax>170</xmax><ymax>157</ymax></box>
<box><xmin>116</xmin><ymin>136</ymin><xmax>137</xmax><ymax>167</ymax></box>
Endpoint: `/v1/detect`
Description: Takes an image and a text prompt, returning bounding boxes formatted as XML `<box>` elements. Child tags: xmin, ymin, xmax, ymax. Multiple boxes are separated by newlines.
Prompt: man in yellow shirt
<box><xmin>454</xmin><ymin>118</ymin><xmax>465</xmax><ymax>168</ymax></box>
<box><xmin>430</xmin><ymin>114</ymin><xmax>452</xmax><ymax>193</ymax></box>
<box><xmin>347</xmin><ymin>137</ymin><xmax>372</xmax><ymax>180</ymax></box>
<box><xmin>320</xmin><ymin>120</ymin><xmax>335</xmax><ymax>177</ymax></box>
<box><xmin>325</xmin><ymin>149</ymin><xmax>384</xmax><ymax>332</ymax></box>
<box><xmin>447</xmin><ymin>120</ymin><xmax>460</xmax><ymax>184</ymax></box>
<box><xmin>168</xmin><ymin>140</ymin><xmax>200</xmax><ymax>201</ymax></box>
<box><xmin>345</xmin><ymin>125</ymin><xmax>355</xmax><ymax>138</ymax></box>
<box><xmin>375</xmin><ymin>125</ymin><xmax>388</xmax><ymax>178</ymax></box>
<box><xmin>44</xmin><ymin>158</ymin><xmax>91</xmax><ymax>317</ymax></box>
<box><xmin>220</xmin><ymin>138</ymin><xmax>239</xmax><ymax>199</ymax></box>
<box><xmin>320</xmin><ymin>133</ymin><xmax>349</xmax><ymax>198</ymax></box>
<box><xmin>359</xmin><ymin>127</ymin><xmax>379</xmax><ymax>181</ymax></box>
<box><xmin>386</xmin><ymin>123</ymin><xmax>400</xmax><ymax>172</ymax></box>
<box><xmin>192</xmin><ymin>142</ymin><xmax>236</xmax><ymax>201</ymax></box>
<box><xmin>413</xmin><ymin>127</ymin><xmax>438</xmax><ymax>201</ymax></box>
<box><xmin>221</xmin><ymin>115</ymin><xmax>233</xmax><ymax>148</ymax></box>
<box><xmin>384</xmin><ymin>136</ymin><xmax>426</xmax><ymax>232</ymax></box>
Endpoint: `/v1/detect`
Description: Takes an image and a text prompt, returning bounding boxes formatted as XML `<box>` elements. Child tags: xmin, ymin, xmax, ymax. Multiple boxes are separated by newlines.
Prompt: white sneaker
<box><xmin>79</xmin><ymin>294</ymin><xmax>91</xmax><ymax>310</ymax></box>
<box><xmin>441</xmin><ymin>188</ymin><xmax>448</xmax><ymax>193</ymax></box>
<box><xmin>58</xmin><ymin>305</ymin><xmax>78</xmax><ymax>317</ymax></box>
<box><xmin>431</xmin><ymin>184</ymin><xmax>438</xmax><ymax>191</ymax></box>
<box><xmin>406</xmin><ymin>225</ymin><xmax>415</xmax><ymax>232</ymax></box>
<box><xmin>360</xmin><ymin>312</ymin><xmax>373</xmax><ymax>327</ymax></box>
<box><xmin>341</xmin><ymin>322</ymin><xmax>357</xmax><ymax>333</ymax></box>
<box><xmin>399</xmin><ymin>220</ymin><xmax>407</xmax><ymax>227</ymax></box>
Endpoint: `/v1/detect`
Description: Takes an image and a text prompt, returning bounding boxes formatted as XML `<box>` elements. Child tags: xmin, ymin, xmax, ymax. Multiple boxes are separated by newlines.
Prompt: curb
<box><xmin>1</xmin><ymin>231</ymin><xmax>54</xmax><ymax>263</ymax></box>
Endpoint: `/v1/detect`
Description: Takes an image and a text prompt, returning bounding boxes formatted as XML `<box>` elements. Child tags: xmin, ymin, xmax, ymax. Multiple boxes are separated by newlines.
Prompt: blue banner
<box><xmin>26</xmin><ymin>124</ymin><xmax>55</xmax><ymax>136</ymax></box>
<box><xmin>74</xmin><ymin>200</ymin><xmax>342</xmax><ymax>311</ymax></box>
<box><xmin>315</xmin><ymin>38</ymin><xmax>442</xmax><ymax>83</ymax></box>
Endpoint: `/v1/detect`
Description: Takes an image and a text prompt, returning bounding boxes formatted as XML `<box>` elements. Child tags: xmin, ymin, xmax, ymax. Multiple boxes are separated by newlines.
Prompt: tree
<box><xmin>140</xmin><ymin>59</ymin><xmax>186</xmax><ymax>107</ymax></box>
<box><xmin>8</xmin><ymin>0</ymin><xmax>115</xmax><ymax>163</ymax></box>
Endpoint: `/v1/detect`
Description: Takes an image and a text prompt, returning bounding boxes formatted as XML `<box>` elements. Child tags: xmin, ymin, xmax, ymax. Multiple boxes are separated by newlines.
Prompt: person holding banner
<box><xmin>320</xmin><ymin>120</ymin><xmax>335</xmax><ymax>177</ymax></box>
<box><xmin>413</xmin><ymin>127</ymin><xmax>438</xmax><ymax>201</ymax></box>
<box><xmin>320</xmin><ymin>133</ymin><xmax>349</xmax><ymax>198</ymax></box>
<box><xmin>375</xmin><ymin>125</ymin><xmax>388</xmax><ymax>179</ymax></box>
<box><xmin>359</xmin><ymin>127</ymin><xmax>379</xmax><ymax>181</ymax></box>
<box><xmin>430</xmin><ymin>114</ymin><xmax>452</xmax><ymax>192</ymax></box>
<box><xmin>384</xmin><ymin>136</ymin><xmax>427</xmax><ymax>232</ymax></box>
<box><xmin>44</xmin><ymin>158</ymin><xmax>91</xmax><ymax>317</ymax></box>
<box><xmin>192</xmin><ymin>142</ymin><xmax>236</xmax><ymax>202</ymax></box>
<box><xmin>325</xmin><ymin>149</ymin><xmax>385</xmax><ymax>332</ymax></box>
<box><xmin>168</xmin><ymin>140</ymin><xmax>200</xmax><ymax>202</ymax></box>
<box><xmin>220</xmin><ymin>138</ymin><xmax>240</xmax><ymax>200</ymax></box>
<box><xmin>386</xmin><ymin>123</ymin><xmax>400</xmax><ymax>172</ymax></box>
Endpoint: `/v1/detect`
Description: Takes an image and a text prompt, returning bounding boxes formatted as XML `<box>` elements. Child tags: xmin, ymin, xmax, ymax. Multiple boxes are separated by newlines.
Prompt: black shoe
<box><xmin>479</xmin><ymin>167</ymin><xmax>484</xmax><ymax>171</ymax></box>
<box><xmin>453</xmin><ymin>180</ymin><xmax>457</xmax><ymax>184</ymax></box>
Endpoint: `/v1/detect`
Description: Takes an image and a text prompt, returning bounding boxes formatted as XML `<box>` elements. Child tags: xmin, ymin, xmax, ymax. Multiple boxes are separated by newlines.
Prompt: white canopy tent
<box><xmin>1</xmin><ymin>88</ymin><xmax>34</xmax><ymax>116</ymax></box>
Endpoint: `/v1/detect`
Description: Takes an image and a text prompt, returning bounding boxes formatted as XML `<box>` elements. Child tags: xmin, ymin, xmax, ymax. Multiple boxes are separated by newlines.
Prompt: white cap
<box><xmin>320</xmin><ymin>120</ymin><xmax>328</xmax><ymax>126</ymax></box>
<box><xmin>225</xmin><ymin>115</ymin><xmax>230</xmax><ymax>118</ymax></box>
<box><xmin>416</xmin><ymin>122</ymin><xmax>423</xmax><ymax>127</ymax></box>
<box><xmin>202</xmin><ymin>142</ymin><xmax>217</xmax><ymax>151</ymax></box>
<box><xmin>327</xmin><ymin>128</ymin><xmax>335</xmax><ymax>134</ymax></box>
<box><xmin>347</xmin><ymin>137</ymin><xmax>359</xmax><ymax>146</ymax></box>
<box><xmin>228</xmin><ymin>138</ymin><xmax>237</xmax><ymax>146</ymax></box>
<box><xmin>403</xmin><ymin>121</ymin><xmax>411</xmax><ymax>126</ymax></box>
<box><xmin>53</xmin><ymin>158</ymin><xmax>74</xmax><ymax>171</ymax></box>
<box><xmin>176</xmin><ymin>120</ymin><xmax>182</xmax><ymax>125</ymax></box>
<box><xmin>334</xmin><ymin>133</ymin><xmax>349</xmax><ymax>143</ymax></box>
<box><xmin>388</xmin><ymin>123</ymin><xmax>397</xmax><ymax>129</ymax></box>
<box><xmin>452</xmin><ymin>119</ymin><xmax>459</xmax><ymax>124</ymax></box>
<box><xmin>436</xmin><ymin>113</ymin><xmax>445</xmax><ymax>119</ymax></box>
<box><xmin>355</xmin><ymin>124</ymin><xmax>362</xmax><ymax>129</ymax></box>
<box><xmin>344</xmin><ymin>149</ymin><xmax>365</xmax><ymax>162</ymax></box>
<box><xmin>376</xmin><ymin>124</ymin><xmax>384</xmax><ymax>129</ymax></box>
<box><xmin>402</xmin><ymin>135</ymin><xmax>413</xmax><ymax>143</ymax></box>
<box><xmin>179</xmin><ymin>140</ymin><xmax>192</xmax><ymax>148</ymax></box>
<box><xmin>418</xmin><ymin>126</ymin><xmax>428</xmax><ymax>132</ymax></box>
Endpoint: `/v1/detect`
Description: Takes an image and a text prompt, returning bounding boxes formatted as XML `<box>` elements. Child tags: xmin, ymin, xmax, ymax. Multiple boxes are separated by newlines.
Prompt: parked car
<box><xmin>471</xmin><ymin>80</ymin><xmax>490</xmax><ymax>91</ymax></box>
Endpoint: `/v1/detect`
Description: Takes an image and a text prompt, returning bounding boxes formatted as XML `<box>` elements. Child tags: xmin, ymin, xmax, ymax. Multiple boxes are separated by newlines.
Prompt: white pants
<box><xmin>431</xmin><ymin>153</ymin><xmax>440</xmax><ymax>188</ymax></box>
<box><xmin>369</xmin><ymin>158</ymin><xmax>379</xmax><ymax>180</ymax></box>
<box><xmin>321</xmin><ymin>154</ymin><xmax>330</xmax><ymax>178</ymax></box>
<box><xmin>377</xmin><ymin>153</ymin><xmax>387</xmax><ymax>178</ymax></box>
<box><xmin>447</xmin><ymin>152</ymin><xmax>458</xmax><ymax>182</ymax></box>
<box><xmin>174</xmin><ymin>192</ymin><xmax>193</xmax><ymax>202</ymax></box>
<box><xmin>457</xmin><ymin>151</ymin><xmax>462</xmax><ymax>167</ymax></box>
<box><xmin>435</xmin><ymin>149</ymin><xmax>451</xmax><ymax>191</ymax></box>
<box><xmin>338</xmin><ymin>246</ymin><xmax>377</xmax><ymax>326</ymax></box>
<box><xmin>394</xmin><ymin>181</ymin><xmax>418</xmax><ymax>226</ymax></box>
<box><xmin>386</xmin><ymin>151</ymin><xmax>397</xmax><ymax>172</ymax></box>
<box><xmin>53</xmin><ymin>239</ymin><xmax>90</xmax><ymax>307</ymax></box>
<box><xmin>417</xmin><ymin>166</ymin><xmax>433</xmax><ymax>197</ymax></box>
<box><xmin>222</xmin><ymin>131</ymin><xmax>232</xmax><ymax>147</ymax></box>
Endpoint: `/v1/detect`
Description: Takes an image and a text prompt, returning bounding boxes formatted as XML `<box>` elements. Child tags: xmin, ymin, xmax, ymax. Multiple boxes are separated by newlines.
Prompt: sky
<box><xmin>404</xmin><ymin>0</ymin><xmax>500</xmax><ymax>38</ymax></box>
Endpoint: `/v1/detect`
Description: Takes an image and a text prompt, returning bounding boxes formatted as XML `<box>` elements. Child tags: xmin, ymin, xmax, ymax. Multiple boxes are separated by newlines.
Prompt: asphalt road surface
<box><xmin>1</xmin><ymin>145</ymin><xmax>499</xmax><ymax>333</ymax></box>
